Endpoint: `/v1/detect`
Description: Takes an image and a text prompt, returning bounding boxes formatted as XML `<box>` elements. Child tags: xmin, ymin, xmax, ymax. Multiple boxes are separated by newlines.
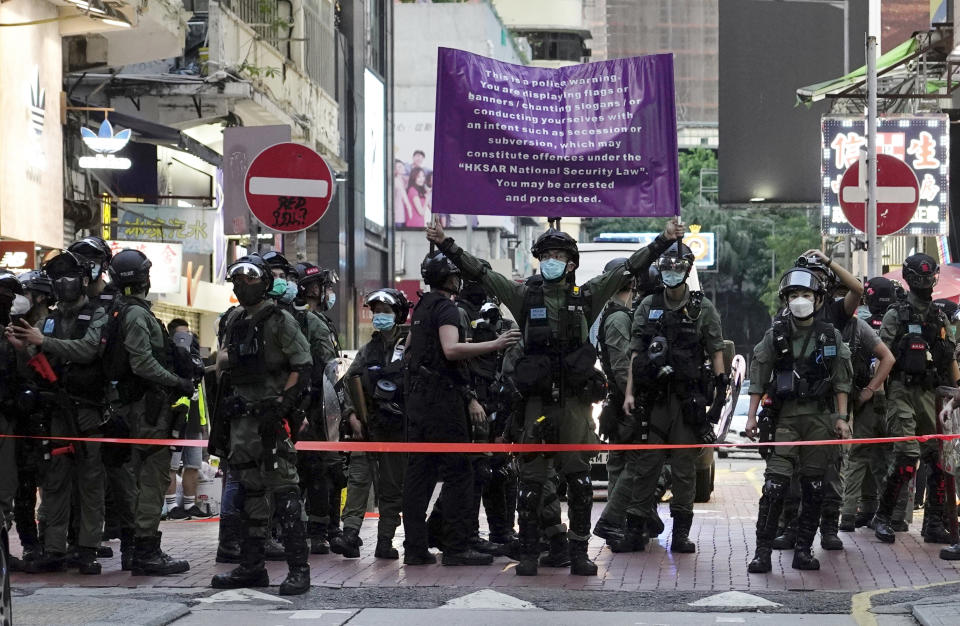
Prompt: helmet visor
<box><xmin>656</xmin><ymin>256</ymin><xmax>690</xmax><ymax>274</ymax></box>
<box><xmin>365</xmin><ymin>290</ymin><xmax>398</xmax><ymax>308</ymax></box>
<box><xmin>779</xmin><ymin>269</ymin><xmax>821</xmax><ymax>294</ymax></box>
<box><xmin>227</xmin><ymin>262</ymin><xmax>267</xmax><ymax>282</ymax></box>
<box><xmin>43</xmin><ymin>253</ymin><xmax>82</xmax><ymax>280</ymax></box>
<box><xmin>906</xmin><ymin>269</ymin><xmax>938</xmax><ymax>289</ymax></box>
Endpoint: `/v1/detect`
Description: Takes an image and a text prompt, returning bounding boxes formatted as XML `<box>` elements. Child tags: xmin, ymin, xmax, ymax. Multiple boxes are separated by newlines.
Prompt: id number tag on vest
<box><xmin>43</xmin><ymin>318</ymin><xmax>55</xmax><ymax>335</ymax></box>
<box><xmin>823</xmin><ymin>345</ymin><xmax>837</xmax><ymax>357</ymax></box>
<box><xmin>908</xmin><ymin>324</ymin><xmax>923</xmax><ymax>335</ymax></box>
<box><xmin>530</xmin><ymin>307</ymin><xmax>547</xmax><ymax>320</ymax></box>
<box><xmin>648</xmin><ymin>309</ymin><xmax>664</xmax><ymax>320</ymax></box>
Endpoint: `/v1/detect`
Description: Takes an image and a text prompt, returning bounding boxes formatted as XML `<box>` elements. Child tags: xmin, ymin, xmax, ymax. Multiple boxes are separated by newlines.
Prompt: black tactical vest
<box><xmin>41</xmin><ymin>302</ymin><xmax>104</xmax><ymax>400</ymax></box>
<box><xmin>406</xmin><ymin>291</ymin><xmax>469</xmax><ymax>386</ymax></box>
<box><xmin>223</xmin><ymin>304</ymin><xmax>284</xmax><ymax>386</ymax></box>
<box><xmin>891</xmin><ymin>302</ymin><xmax>953</xmax><ymax>379</ymax></box>
<box><xmin>771</xmin><ymin>318</ymin><xmax>838</xmax><ymax>401</ymax></box>
<box><xmin>636</xmin><ymin>291</ymin><xmax>706</xmax><ymax>383</ymax></box>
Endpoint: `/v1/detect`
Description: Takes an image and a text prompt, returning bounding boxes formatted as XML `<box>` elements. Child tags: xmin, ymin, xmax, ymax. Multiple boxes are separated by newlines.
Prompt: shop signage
<box><xmin>0</xmin><ymin>241</ymin><xmax>35</xmax><ymax>270</ymax></box>
<box><xmin>107</xmin><ymin>240</ymin><xmax>182</xmax><ymax>294</ymax></box>
<box><xmin>80</xmin><ymin>119</ymin><xmax>132</xmax><ymax>170</ymax></box>
<box><xmin>116</xmin><ymin>205</ymin><xmax>217</xmax><ymax>255</ymax></box>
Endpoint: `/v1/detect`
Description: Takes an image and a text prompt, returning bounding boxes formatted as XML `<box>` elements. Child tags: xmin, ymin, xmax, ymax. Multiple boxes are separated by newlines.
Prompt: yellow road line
<box><xmin>850</xmin><ymin>579</ymin><xmax>960</xmax><ymax>626</ymax></box>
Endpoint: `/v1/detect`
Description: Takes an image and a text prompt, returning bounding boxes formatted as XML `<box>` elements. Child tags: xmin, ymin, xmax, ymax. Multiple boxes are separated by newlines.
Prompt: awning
<box><xmin>796</xmin><ymin>38</ymin><xmax>919</xmax><ymax>105</ymax></box>
<box><xmin>882</xmin><ymin>263</ymin><xmax>960</xmax><ymax>303</ymax></box>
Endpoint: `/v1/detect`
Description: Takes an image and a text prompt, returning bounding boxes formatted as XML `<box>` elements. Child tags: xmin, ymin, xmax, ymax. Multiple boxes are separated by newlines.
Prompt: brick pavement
<box><xmin>9</xmin><ymin>460</ymin><xmax>960</xmax><ymax>593</ymax></box>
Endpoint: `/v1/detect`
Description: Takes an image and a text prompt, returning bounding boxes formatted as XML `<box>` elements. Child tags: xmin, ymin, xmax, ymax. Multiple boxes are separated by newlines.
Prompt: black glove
<box><xmin>277</xmin><ymin>386</ymin><xmax>300</xmax><ymax>418</ymax></box>
<box><xmin>175</xmin><ymin>377</ymin><xmax>195</xmax><ymax>398</ymax></box>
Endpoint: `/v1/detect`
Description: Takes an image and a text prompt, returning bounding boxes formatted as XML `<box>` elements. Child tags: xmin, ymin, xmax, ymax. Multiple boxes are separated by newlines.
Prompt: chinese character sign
<box><xmin>433</xmin><ymin>48</ymin><xmax>680</xmax><ymax>218</ymax></box>
<box><xmin>116</xmin><ymin>205</ymin><xmax>216</xmax><ymax>255</ymax></box>
<box><xmin>107</xmin><ymin>240</ymin><xmax>183</xmax><ymax>294</ymax></box>
<box><xmin>821</xmin><ymin>115</ymin><xmax>949</xmax><ymax>236</ymax></box>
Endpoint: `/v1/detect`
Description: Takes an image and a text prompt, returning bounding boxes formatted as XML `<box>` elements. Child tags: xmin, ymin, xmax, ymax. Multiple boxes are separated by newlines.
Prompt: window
<box><xmin>366</xmin><ymin>0</ymin><xmax>386</xmax><ymax>76</ymax></box>
<box><xmin>519</xmin><ymin>31</ymin><xmax>586</xmax><ymax>63</ymax></box>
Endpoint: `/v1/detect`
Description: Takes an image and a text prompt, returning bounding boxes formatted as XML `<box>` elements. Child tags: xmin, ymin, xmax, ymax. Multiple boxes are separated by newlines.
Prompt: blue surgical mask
<box><xmin>268</xmin><ymin>277</ymin><xmax>287</xmax><ymax>298</ymax></box>
<box><xmin>372</xmin><ymin>312</ymin><xmax>396</xmax><ymax>331</ymax></box>
<box><xmin>280</xmin><ymin>281</ymin><xmax>299</xmax><ymax>305</ymax></box>
<box><xmin>856</xmin><ymin>305</ymin><xmax>872</xmax><ymax>321</ymax></box>
<box><xmin>540</xmin><ymin>258</ymin><xmax>567</xmax><ymax>281</ymax></box>
<box><xmin>661</xmin><ymin>270</ymin><xmax>686</xmax><ymax>288</ymax></box>
<box><xmin>323</xmin><ymin>292</ymin><xmax>336</xmax><ymax>311</ymax></box>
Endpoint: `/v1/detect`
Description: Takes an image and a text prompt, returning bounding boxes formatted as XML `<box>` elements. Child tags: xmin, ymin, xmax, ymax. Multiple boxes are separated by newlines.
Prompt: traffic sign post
<box><xmin>243</xmin><ymin>142</ymin><xmax>335</xmax><ymax>233</ymax></box>
<box><xmin>838</xmin><ymin>152</ymin><xmax>919</xmax><ymax>236</ymax></box>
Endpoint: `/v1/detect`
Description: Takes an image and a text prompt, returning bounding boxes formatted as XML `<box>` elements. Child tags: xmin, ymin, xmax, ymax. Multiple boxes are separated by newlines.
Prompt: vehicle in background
<box><xmin>717</xmin><ymin>380</ymin><xmax>761</xmax><ymax>459</ymax></box>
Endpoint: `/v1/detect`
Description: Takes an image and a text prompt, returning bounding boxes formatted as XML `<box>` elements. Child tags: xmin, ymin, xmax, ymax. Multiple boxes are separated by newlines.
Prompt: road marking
<box><xmin>851</xmin><ymin>580</ymin><xmax>960</xmax><ymax>626</ymax></box>
<box><xmin>689</xmin><ymin>591</ymin><xmax>780</xmax><ymax>607</ymax></box>
<box><xmin>198</xmin><ymin>589</ymin><xmax>292</xmax><ymax>604</ymax></box>
<box><xmin>442</xmin><ymin>589</ymin><xmax>540</xmax><ymax>610</ymax></box>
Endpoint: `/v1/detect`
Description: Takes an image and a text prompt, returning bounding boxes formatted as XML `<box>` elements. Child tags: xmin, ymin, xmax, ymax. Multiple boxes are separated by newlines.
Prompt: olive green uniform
<box><xmin>339</xmin><ymin>328</ymin><xmax>407</xmax><ymax>540</ymax></box>
<box><xmin>616</xmin><ymin>290</ymin><xmax>724</xmax><ymax>525</ymax></box>
<box><xmin>118</xmin><ymin>296</ymin><xmax>185</xmax><ymax>538</ymax></box>
<box><xmin>599</xmin><ymin>304</ymin><xmax>632</xmax><ymax>499</ymax></box>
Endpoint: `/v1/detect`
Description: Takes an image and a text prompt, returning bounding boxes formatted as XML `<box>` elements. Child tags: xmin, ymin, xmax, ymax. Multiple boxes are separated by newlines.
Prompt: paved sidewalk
<box><xmin>9</xmin><ymin>459</ymin><xmax>960</xmax><ymax>593</ymax></box>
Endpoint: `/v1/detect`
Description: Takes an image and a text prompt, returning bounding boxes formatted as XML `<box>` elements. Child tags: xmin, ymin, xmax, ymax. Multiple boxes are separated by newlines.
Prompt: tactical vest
<box><xmin>465</xmin><ymin>314</ymin><xmax>501</xmax><ymax>386</ymax></box>
<box><xmin>519</xmin><ymin>275</ymin><xmax>589</xmax><ymax>356</ymax></box>
<box><xmin>770</xmin><ymin>318</ymin><xmax>838</xmax><ymax>401</ymax></box>
<box><xmin>636</xmin><ymin>291</ymin><xmax>706</xmax><ymax>384</ymax></box>
<box><xmin>841</xmin><ymin>318</ymin><xmax>872</xmax><ymax>391</ymax></box>
<box><xmin>891</xmin><ymin>301</ymin><xmax>953</xmax><ymax>381</ymax></box>
<box><xmin>41</xmin><ymin>302</ymin><xmax>105</xmax><ymax>401</ymax></box>
<box><xmin>597</xmin><ymin>301</ymin><xmax>631</xmax><ymax>399</ymax></box>
<box><xmin>360</xmin><ymin>330</ymin><xmax>409</xmax><ymax>429</ymax></box>
<box><xmin>406</xmin><ymin>291</ymin><xmax>470</xmax><ymax>386</ymax></box>
<box><xmin>222</xmin><ymin>304</ymin><xmax>285</xmax><ymax>386</ymax></box>
<box><xmin>317</xmin><ymin>311</ymin><xmax>342</xmax><ymax>353</ymax></box>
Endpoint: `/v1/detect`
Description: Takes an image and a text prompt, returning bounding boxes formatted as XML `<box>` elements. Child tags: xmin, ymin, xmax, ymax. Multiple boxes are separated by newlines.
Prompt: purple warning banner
<box><xmin>433</xmin><ymin>48</ymin><xmax>680</xmax><ymax>219</ymax></box>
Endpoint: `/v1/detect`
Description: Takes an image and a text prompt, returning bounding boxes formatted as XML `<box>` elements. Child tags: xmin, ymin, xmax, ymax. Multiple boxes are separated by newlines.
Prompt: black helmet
<box><xmin>259</xmin><ymin>250</ymin><xmax>293</xmax><ymax>276</ymax></box>
<box><xmin>421</xmin><ymin>251</ymin><xmax>461</xmax><ymax>290</ymax></box>
<box><xmin>603</xmin><ymin>257</ymin><xmax>629</xmax><ymax>274</ymax></box>
<box><xmin>902</xmin><ymin>253</ymin><xmax>939</xmax><ymax>291</ymax></box>
<box><xmin>778</xmin><ymin>267</ymin><xmax>825</xmax><ymax>300</ymax></box>
<box><xmin>933</xmin><ymin>298</ymin><xmax>960</xmax><ymax>323</ymax></box>
<box><xmin>364</xmin><ymin>288</ymin><xmax>411</xmax><ymax>325</ymax></box>
<box><xmin>18</xmin><ymin>270</ymin><xmax>55</xmax><ymax>303</ymax></box>
<box><xmin>531</xmin><ymin>228</ymin><xmax>579</xmax><ymax>268</ymax></box>
<box><xmin>43</xmin><ymin>250</ymin><xmax>90</xmax><ymax>280</ymax></box>
<box><xmin>0</xmin><ymin>270</ymin><xmax>24</xmax><ymax>298</ymax></box>
<box><xmin>108</xmin><ymin>249</ymin><xmax>152</xmax><ymax>292</ymax></box>
<box><xmin>864</xmin><ymin>277</ymin><xmax>896</xmax><ymax>315</ymax></box>
<box><xmin>68</xmin><ymin>235</ymin><xmax>112</xmax><ymax>273</ymax></box>
<box><xmin>480</xmin><ymin>301</ymin><xmax>502</xmax><ymax>323</ymax></box>
<box><xmin>227</xmin><ymin>255</ymin><xmax>271</xmax><ymax>285</ymax></box>
<box><xmin>656</xmin><ymin>241</ymin><xmax>695</xmax><ymax>288</ymax></box>
<box><xmin>795</xmin><ymin>255</ymin><xmax>836</xmax><ymax>290</ymax></box>
<box><xmin>294</xmin><ymin>262</ymin><xmax>338</xmax><ymax>292</ymax></box>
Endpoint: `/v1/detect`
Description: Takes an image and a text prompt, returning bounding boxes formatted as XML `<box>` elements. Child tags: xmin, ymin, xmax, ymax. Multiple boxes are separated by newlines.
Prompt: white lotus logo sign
<box><xmin>79</xmin><ymin>119</ymin><xmax>132</xmax><ymax>169</ymax></box>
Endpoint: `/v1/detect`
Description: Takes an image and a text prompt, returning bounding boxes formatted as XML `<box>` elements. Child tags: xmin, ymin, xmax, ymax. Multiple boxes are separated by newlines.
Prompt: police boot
<box><xmin>670</xmin><ymin>513</ymin><xmax>696</xmax><ymax>553</ymax></box>
<box><xmin>922</xmin><ymin>463</ymin><xmax>958</xmax><ymax>544</ymax></box>
<box><xmin>608</xmin><ymin>513</ymin><xmax>648</xmax><ymax>553</ymax></box>
<box><xmin>539</xmin><ymin>532</ymin><xmax>571</xmax><ymax>567</ymax></box>
<box><xmin>9</xmin><ymin>542</ymin><xmax>43</xmax><ymax>572</ymax></box>
<box><xmin>427</xmin><ymin>507</ymin><xmax>445</xmax><ymax>552</ymax></box>
<box><xmin>307</xmin><ymin>521</ymin><xmax>330</xmax><ymax>555</ymax></box>
<box><xmin>132</xmin><ymin>533</ymin><xmax>190</xmax><ymax>576</ymax></box>
<box><xmin>211</xmin><ymin>536</ymin><xmax>270</xmax><ymax>589</ymax></box>
<box><xmin>873</xmin><ymin>459</ymin><xmax>917</xmax><ymax>544</ymax></box>
<box><xmin>940</xmin><ymin>544</ymin><xmax>960</xmax><ymax>560</ymax></box>
<box><xmin>76</xmin><ymin>546</ymin><xmax>102</xmax><ymax>575</ymax></box>
<box><xmin>839</xmin><ymin>514</ymin><xmax>856</xmax><ymax>532</ymax></box>
<box><xmin>275</xmin><ymin>489</ymin><xmax>311</xmax><ymax>595</ymax></box>
<box><xmin>330</xmin><ymin>527</ymin><xmax>361</xmax><ymax>559</ymax></box>
<box><xmin>265</xmin><ymin>536</ymin><xmax>286</xmax><ymax>561</ymax></box>
<box><xmin>375</xmin><ymin>537</ymin><xmax>399</xmax><ymax>560</ymax></box>
<box><xmin>567</xmin><ymin>539</ymin><xmax>597</xmax><ymax>576</ymax></box>
<box><xmin>514</xmin><ymin>482</ymin><xmax>542</xmax><ymax>576</ymax></box>
<box><xmin>749</xmin><ymin>476</ymin><xmax>788</xmax><ymax>574</ymax></box>
<box><xmin>592</xmin><ymin>517</ymin><xmax>621</xmax><ymax>544</ymax></box>
<box><xmin>97</xmin><ymin>544</ymin><xmax>114</xmax><ymax>559</ymax></box>
<box><xmin>217</xmin><ymin>513</ymin><xmax>243</xmax><ymax>563</ymax></box>
<box><xmin>792</xmin><ymin>477</ymin><xmax>824</xmax><ymax>571</ymax></box>
<box><xmin>23</xmin><ymin>551</ymin><xmax>67</xmax><ymax>574</ymax></box>
<box><xmin>854</xmin><ymin>511</ymin><xmax>875</xmax><ymax>529</ymax></box>
<box><xmin>819</xmin><ymin>504</ymin><xmax>844</xmax><ymax>550</ymax></box>
<box><xmin>120</xmin><ymin>528</ymin><xmax>135</xmax><ymax>571</ymax></box>
<box><xmin>772</xmin><ymin>491</ymin><xmax>799</xmax><ymax>550</ymax></box>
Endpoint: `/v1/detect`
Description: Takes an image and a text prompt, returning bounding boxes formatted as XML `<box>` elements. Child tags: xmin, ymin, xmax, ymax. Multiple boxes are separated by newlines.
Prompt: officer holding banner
<box><xmin>427</xmin><ymin>216</ymin><xmax>683</xmax><ymax>577</ymax></box>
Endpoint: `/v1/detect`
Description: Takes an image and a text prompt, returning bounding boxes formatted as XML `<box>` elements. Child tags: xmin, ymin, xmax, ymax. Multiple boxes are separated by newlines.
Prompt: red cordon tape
<box><xmin>2</xmin><ymin>433</ymin><xmax>960</xmax><ymax>452</ymax></box>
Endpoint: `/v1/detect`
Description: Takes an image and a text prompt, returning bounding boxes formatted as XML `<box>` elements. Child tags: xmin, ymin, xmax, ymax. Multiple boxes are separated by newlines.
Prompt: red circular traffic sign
<box><xmin>244</xmin><ymin>142</ymin><xmax>334</xmax><ymax>232</ymax></box>
<box><xmin>838</xmin><ymin>153</ymin><xmax>919</xmax><ymax>236</ymax></box>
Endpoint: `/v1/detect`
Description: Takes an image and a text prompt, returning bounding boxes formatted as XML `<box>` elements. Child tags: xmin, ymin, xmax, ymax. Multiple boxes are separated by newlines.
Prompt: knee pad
<box><xmin>761</xmin><ymin>475</ymin><xmax>789</xmax><ymax>498</ymax></box>
<box><xmin>517</xmin><ymin>483</ymin><xmax>543</xmax><ymax>517</ymax></box>
<box><xmin>274</xmin><ymin>487</ymin><xmax>303</xmax><ymax>519</ymax></box>
<box><xmin>567</xmin><ymin>472</ymin><xmax>591</xmax><ymax>493</ymax></box>
<box><xmin>799</xmin><ymin>475</ymin><xmax>825</xmax><ymax>494</ymax></box>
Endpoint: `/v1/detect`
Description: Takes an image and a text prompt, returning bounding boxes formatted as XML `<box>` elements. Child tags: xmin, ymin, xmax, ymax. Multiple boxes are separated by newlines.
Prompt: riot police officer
<box><xmin>7</xmin><ymin>251</ymin><xmax>108</xmax><ymax>574</ymax></box>
<box><xmin>402</xmin><ymin>251</ymin><xmax>519</xmax><ymax>566</ymax></box>
<box><xmin>746</xmin><ymin>268</ymin><xmax>852</xmax><ymax>573</ymax></box>
<box><xmin>99</xmin><ymin>249</ymin><xmax>193</xmax><ymax>576</ymax></box>
<box><xmin>211</xmin><ymin>255</ymin><xmax>313</xmax><ymax>595</ymax></box>
<box><xmin>6</xmin><ymin>271</ymin><xmax>54</xmax><ymax>570</ymax></box>
<box><xmin>427</xmin><ymin>217</ymin><xmax>683</xmax><ymax>576</ymax></box>
<box><xmin>872</xmin><ymin>254</ymin><xmax>960</xmax><ymax>544</ymax></box>
<box><xmin>332</xmin><ymin>288</ymin><xmax>411</xmax><ymax>560</ymax></box>
<box><xmin>838</xmin><ymin>278</ymin><xmax>896</xmax><ymax>533</ymax></box>
<box><xmin>603</xmin><ymin>243</ymin><xmax>726</xmax><ymax>554</ymax></box>
<box><xmin>0</xmin><ymin>272</ymin><xmax>27</xmax><ymax>566</ymax></box>
<box><xmin>592</xmin><ymin>258</ymin><xmax>636</xmax><ymax>539</ymax></box>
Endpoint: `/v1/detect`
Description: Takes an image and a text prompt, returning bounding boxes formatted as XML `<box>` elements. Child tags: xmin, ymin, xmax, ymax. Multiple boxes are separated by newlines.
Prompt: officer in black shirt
<box><xmin>401</xmin><ymin>251</ymin><xmax>519</xmax><ymax>566</ymax></box>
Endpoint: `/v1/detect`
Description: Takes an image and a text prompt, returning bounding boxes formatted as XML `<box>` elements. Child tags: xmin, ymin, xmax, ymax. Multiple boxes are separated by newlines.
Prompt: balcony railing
<box><xmin>220</xmin><ymin>0</ymin><xmax>282</xmax><ymax>51</ymax></box>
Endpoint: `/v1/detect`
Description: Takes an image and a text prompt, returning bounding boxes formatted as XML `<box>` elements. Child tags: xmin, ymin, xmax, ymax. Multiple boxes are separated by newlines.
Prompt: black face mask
<box><xmin>234</xmin><ymin>282</ymin><xmax>266</xmax><ymax>307</ymax></box>
<box><xmin>913</xmin><ymin>287</ymin><xmax>933</xmax><ymax>301</ymax></box>
<box><xmin>53</xmin><ymin>276</ymin><xmax>84</xmax><ymax>303</ymax></box>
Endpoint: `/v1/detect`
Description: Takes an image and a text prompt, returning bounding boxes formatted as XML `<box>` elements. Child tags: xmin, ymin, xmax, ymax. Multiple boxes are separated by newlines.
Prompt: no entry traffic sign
<box><xmin>839</xmin><ymin>153</ymin><xmax>919</xmax><ymax>236</ymax></box>
<box><xmin>244</xmin><ymin>142</ymin><xmax>335</xmax><ymax>232</ymax></box>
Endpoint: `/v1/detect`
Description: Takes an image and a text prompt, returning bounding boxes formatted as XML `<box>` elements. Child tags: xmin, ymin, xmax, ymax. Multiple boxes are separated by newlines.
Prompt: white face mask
<box><xmin>788</xmin><ymin>296</ymin><xmax>815</xmax><ymax>320</ymax></box>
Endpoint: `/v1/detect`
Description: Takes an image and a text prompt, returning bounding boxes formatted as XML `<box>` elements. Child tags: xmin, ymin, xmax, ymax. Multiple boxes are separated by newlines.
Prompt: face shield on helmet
<box><xmin>778</xmin><ymin>268</ymin><xmax>824</xmax><ymax>320</ymax></box>
<box><xmin>43</xmin><ymin>252</ymin><xmax>89</xmax><ymax>303</ymax></box>
<box><xmin>480</xmin><ymin>301</ymin><xmax>502</xmax><ymax>323</ymax></box>
<box><xmin>227</xmin><ymin>260</ymin><xmax>270</xmax><ymax>306</ymax></box>
<box><xmin>902</xmin><ymin>255</ymin><xmax>939</xmax><ymax>291</ymax></box>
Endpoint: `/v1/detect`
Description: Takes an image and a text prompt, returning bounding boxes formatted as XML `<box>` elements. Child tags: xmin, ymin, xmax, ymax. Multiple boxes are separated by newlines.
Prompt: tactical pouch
<box><xmin>597</xmin><ymin>396</ymin><xmax>620</xmax><ymax>441</ymax></box>
<box><xmin>143</xmin><ymin>388</ymin><xmax>164</xmax><ymax>427</ymax></box>
<box><xmin>775</xmin><ymin>370</ymin><xmax>796</xmax><ymax>397</ymax></box>
<box><xmin>514</xmin><ymin>354</ymin><xmax>553</xmax><ymax>394</ymax></box>
<box><xmin>898</xmin><ymin>335</ymin><xmax>930</xmax><ymax>377</ymax></box>
<box><xmin>563</xmin><ymin>342</ymin><xmax>600</xmax><ymax>387</ymax></box>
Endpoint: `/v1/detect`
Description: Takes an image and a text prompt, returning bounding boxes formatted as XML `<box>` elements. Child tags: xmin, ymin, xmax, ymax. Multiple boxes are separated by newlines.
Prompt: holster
<box><xmin>758</xmin><ymin>406</ymin><xmax>777</xmax><ymax>459</ymax></box>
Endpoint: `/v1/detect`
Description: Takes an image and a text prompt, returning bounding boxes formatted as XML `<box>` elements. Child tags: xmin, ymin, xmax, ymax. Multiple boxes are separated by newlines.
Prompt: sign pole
<box><xmin>866</xmin><ymin>35</ymin><xmax>879</xmax><ymax>277</ymax></box>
